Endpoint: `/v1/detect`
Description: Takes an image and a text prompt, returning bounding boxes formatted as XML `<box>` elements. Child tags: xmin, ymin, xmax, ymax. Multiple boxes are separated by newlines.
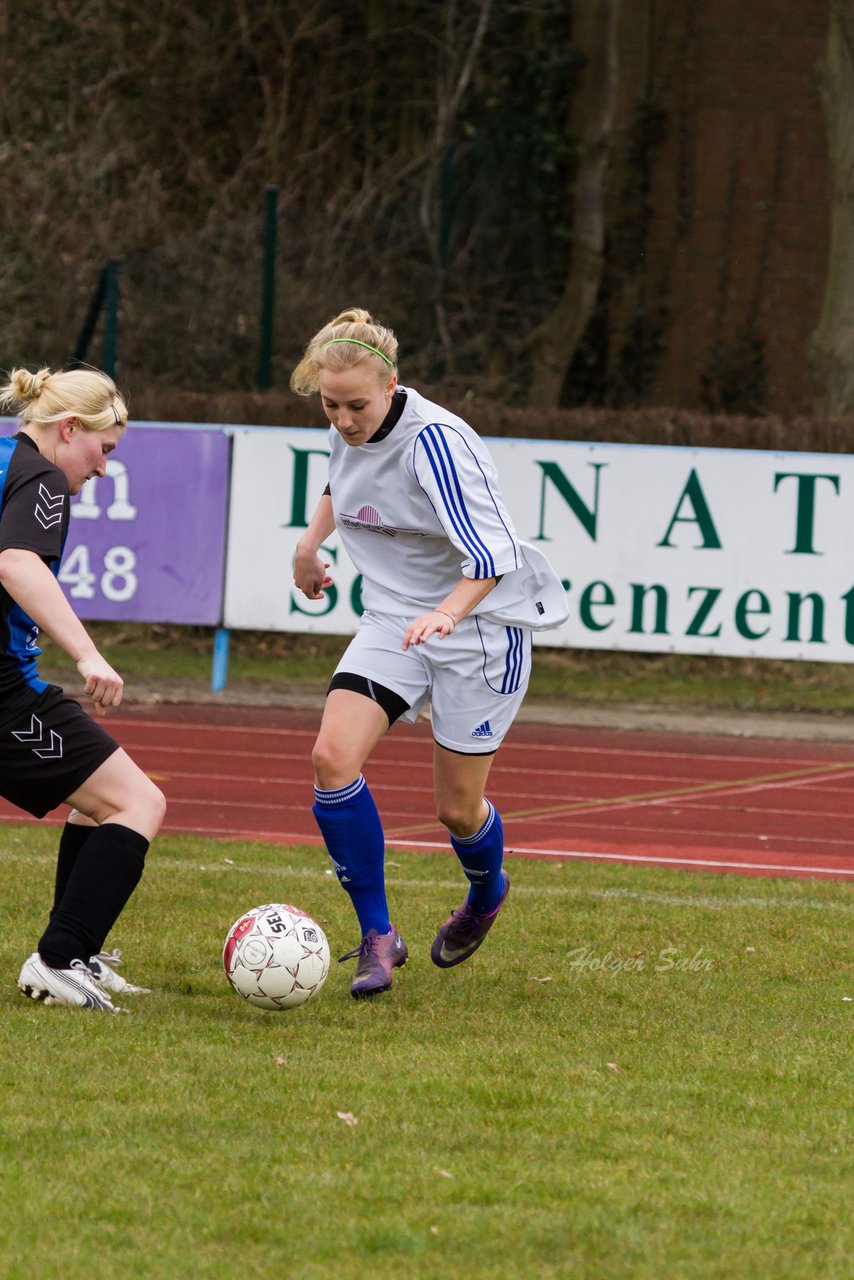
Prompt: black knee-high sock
<box><xmin>51</xmin><ymin>822</ymin><xmax>96</xmax><ymax>918</ymax></box>
<box><xmin>39</xmin><ymin>824</ymin><xmax>149</xmax><ymax>968</ymax></box>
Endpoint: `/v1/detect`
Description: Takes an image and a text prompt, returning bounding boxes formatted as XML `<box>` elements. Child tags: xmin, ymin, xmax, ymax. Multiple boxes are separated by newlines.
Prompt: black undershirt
<box><xmin>365</xmin><ymin>388</ymin><xmax>408</xmax><ymax>443</ymax></box>
<box><xmin>322</xmin><ymin>389</ymin><xmax>407</xmax><ymax>496</ymax></box>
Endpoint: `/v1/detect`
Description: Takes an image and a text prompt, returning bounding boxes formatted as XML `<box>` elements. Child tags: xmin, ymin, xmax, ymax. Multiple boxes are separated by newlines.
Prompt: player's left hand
<box><xmin>402</xmin><ymin>610</ymin><xmax>456</xmax><ymax>649</ymax></box>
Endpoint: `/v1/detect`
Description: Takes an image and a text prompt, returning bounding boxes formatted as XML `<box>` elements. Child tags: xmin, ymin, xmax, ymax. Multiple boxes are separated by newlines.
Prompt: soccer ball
<box><xmin>223</xmin><ymin>903</ymin><xmax>331</xmax><ymax>1010</ymax></box>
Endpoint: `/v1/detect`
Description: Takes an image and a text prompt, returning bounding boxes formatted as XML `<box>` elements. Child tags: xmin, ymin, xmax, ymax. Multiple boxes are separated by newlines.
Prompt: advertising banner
<box><xmin>224</xmin><ymin>427</ymin><xmax>854</xmax><ymax>663</ymax></box>
<box><xmin>63</xmin><ymin>425</ymin><xmax>229</xmax><ymax>625</ymax></box>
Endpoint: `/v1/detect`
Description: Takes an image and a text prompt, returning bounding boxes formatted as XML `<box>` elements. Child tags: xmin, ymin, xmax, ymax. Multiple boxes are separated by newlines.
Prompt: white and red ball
<box><xmin>223</xmin><ymin>903</ymin><xmax>330</xmax><ymax>1010</ymax></box>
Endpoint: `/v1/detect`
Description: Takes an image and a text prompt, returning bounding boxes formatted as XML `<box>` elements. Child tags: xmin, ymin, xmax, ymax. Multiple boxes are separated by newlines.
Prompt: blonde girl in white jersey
<box><xmin>292</xmin><ymin>308</ymin><xmax>566</xmax><ymax>999</ymax></box>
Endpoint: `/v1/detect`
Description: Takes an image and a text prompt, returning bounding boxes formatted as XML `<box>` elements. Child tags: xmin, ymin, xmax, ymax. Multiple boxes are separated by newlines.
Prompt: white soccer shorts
<box><xmin>332</xmin><ymin>608</ymin><xmax>532</xmax><ymax>754</ymax></box>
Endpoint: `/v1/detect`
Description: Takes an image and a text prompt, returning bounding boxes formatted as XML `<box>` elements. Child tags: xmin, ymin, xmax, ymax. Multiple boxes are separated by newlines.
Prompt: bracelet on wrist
<box><xmin>434</xmin><ymin>609</ymin><xmax>456</xmax><ymax>630</ymax></box>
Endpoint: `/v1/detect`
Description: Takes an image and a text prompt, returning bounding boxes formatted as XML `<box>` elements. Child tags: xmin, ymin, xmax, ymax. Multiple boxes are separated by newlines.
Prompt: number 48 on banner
<box><xmin>59</xmin><ymin>544</ymin><xmax>138</xmax><ymax>603</ymax></box>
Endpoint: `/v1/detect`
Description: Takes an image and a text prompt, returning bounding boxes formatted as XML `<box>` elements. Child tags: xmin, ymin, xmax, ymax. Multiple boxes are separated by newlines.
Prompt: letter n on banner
<box><xmin>534</xmin><ymin>461</ymin><xmax>604</xmax><ymax>542</ymax></box>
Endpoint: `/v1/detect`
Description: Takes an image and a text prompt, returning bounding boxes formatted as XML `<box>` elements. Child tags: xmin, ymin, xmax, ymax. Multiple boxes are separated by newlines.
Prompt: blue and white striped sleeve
<box><xmin>412</xmin><ymin>423</ymin><xmax>522</xmax><ymax>579</ymax></box>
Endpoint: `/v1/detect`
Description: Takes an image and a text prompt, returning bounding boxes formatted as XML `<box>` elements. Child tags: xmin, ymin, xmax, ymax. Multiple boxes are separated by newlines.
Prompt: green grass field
<box><xmin>1</xmin><ymin>825</ymin><xmax>851</xmax><ymax>1280</ymax></box>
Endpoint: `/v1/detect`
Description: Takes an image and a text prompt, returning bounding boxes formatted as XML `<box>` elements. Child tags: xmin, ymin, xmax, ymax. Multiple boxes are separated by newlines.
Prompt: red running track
<box><xmin>3</xmin><ymin>701</ymin><xmax>854</xmax><ymax>881</ymax></box>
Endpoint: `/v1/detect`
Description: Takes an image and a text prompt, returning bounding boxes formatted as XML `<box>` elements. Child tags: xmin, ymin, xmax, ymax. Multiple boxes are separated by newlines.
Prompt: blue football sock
<box><xmin>312</xmin><ymin>775</ymin><xmax>391</xmax><ymax>936</ymax></box>
<box><xmin>449</xmin><ymin>801</ymin><xmax>505</xmax><ymax>914</ymax></box>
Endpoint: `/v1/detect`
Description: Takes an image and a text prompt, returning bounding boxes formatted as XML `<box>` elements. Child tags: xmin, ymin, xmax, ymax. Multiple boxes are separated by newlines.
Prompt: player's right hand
<box><xmin>77</xmin><ymin>653</ymin><xmax>124</xmax><ymax>716</ymax></box>
<box><xmin>293</xmin><ymin>550</ymin><xmax>333</xmax><ymax>600</ymax></box>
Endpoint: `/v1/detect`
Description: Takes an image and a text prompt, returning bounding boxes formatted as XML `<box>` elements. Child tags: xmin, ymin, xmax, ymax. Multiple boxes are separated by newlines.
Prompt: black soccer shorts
<box><xmin>0</xmin><ymin>686</ymin><xmax>120</xmax><ymax>818</ymax></box>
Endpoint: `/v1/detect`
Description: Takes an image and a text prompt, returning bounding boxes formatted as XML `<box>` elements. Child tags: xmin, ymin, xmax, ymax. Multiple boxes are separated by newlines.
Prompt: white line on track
<box><xmin>14</xmin><ymin>811</ymin><xmax>851</xmax><ymax>874</ymax></box>
<box><xmin>121</xmin><ymin>739</ymin><xmax>842</xmax><ymax>793</ymax></box>
<box><xmin>678</xmin><ymin>801</ymin><xmax>854</xmax><ymax>820</ymax></box>
<box><xmin>135</xmin><ymin>745</ymin><xmax>728</xmax><ymax>784</ymax></box>
<box><xmin>108</xmin><ymin>716</ymin><xmax>854</xmax><ymax>770</ymax></box>
<box><xmin>148</xmin><ymin>767</ymin><xmax>641</xmax><ymax>805</ymax></box>
<box><xmin>391</xmin><ymin>838</ymin><xmax>854</xmax><ymax>876</ymax></box>
<box><xmin>513</xmin><ymin>766</ymin><xmax>854</xmax><ymax>824</ymax></box>
<box><xmin>1</xmin><ymin>847</ymin><xmax>851</xmax><ymax>911</ymax></box>
<box><xmin>526</xmin><ymin>814</ymin><xmax>854</xmax><ymax>851</ymax></box>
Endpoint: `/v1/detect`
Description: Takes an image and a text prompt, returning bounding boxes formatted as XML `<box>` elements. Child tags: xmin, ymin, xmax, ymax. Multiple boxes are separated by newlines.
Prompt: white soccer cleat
<box><xmin>88</xmin><ymin>950</ymin><xmax>151</xmax><ymax>995</ymax></box>
<box><xmin>17</xmin><ymin>952</ymin><xmax>124</xmax><ymax>1013</ymax></box>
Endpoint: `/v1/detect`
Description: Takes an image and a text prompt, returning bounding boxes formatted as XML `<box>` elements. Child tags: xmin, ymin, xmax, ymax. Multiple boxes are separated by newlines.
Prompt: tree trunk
<box><xmin>809</xmin><ymin>0</ymin><xmax>854</xmax><ymax>415</ymax></box>
<box><xmin>528</xmin><ymin>0</ymin><xmax>620</xmax><ymax>408</ymax></box>
<box><xmin>419</xmin><ymin>0</ymin><xmax>493</xmax><ymax>376</ymax></box>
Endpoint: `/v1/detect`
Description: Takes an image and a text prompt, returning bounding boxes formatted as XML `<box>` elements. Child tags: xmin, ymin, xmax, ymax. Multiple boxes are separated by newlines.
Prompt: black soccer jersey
<box><xmin>0</xmin><ymin>432</ymin><xmax>70</xmax><ymax>718</ymax></box>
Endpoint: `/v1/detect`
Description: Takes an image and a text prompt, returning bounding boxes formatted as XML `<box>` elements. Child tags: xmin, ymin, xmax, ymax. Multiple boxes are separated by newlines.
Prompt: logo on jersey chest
<box><xmin>339</xmin><ymin>504</ymin><xmax>424</xmax><ymax>538</ymax></box>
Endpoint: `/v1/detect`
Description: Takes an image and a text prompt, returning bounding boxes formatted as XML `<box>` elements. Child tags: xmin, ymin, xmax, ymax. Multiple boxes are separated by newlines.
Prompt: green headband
<box><xmin>321</xmin><ymin>337</ymin><xmax>395</xmax><ymax>368</ymax></box>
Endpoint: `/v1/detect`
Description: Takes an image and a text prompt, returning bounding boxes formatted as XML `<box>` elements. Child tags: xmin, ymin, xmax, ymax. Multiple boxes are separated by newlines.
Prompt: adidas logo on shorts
<box><xmin>471</xmin><ymin>720</ymin><xmax>494</xmax><ymax>739</ymax></box>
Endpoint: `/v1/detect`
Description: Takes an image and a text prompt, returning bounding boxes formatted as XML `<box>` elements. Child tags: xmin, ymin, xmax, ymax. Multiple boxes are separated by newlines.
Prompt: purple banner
<box><xmin>60</xmin><ymin>426</ymin><xmax>229</xmax><ymax>624</ymax></box>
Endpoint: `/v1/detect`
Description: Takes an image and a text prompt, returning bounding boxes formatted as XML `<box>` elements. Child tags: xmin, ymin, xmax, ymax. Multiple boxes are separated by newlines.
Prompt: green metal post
<box><xmin>103</xmin><ymin>259</ymin><xmax>120</xmax><ymax>378</ymax></box>
<box><xmin>257</xmin><ymin>184</ymin><xmax>279</xmax><ymax>391</ymax></box>
<box><xmin>70</xmin><ymin>267</ymin><xmax>107</xmax><ymax>367</ymax></box>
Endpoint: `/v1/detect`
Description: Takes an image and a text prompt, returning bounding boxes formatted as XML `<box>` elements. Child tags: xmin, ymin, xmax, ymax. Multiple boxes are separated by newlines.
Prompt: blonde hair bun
<box><xmin>7</xmin><ymin>367</ymin><xmax>51</xmax><ymax>405</ymax></box>
<box><xmin>290</xmin><ymin>307</ymin><xmax>398</xmax><ymax>396</ymax></box>
<box><xmin>0</xmin><ymin>365</ymin><xmax>127</xmax><ymax>431</ymax></box>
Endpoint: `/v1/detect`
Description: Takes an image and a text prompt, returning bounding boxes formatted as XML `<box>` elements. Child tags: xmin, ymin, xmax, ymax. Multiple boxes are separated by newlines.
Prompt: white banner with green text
<box><xmin>224</xmin><ymin>427</ymin><xmax>854</xmax><ymax>662</ymax></box>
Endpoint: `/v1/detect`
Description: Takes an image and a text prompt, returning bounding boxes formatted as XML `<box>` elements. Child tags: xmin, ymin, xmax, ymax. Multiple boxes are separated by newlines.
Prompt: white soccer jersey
<box><xmin>327</xmin><ymin>387</ymin><xmax>524</xmax><ymax>617</ymax></box>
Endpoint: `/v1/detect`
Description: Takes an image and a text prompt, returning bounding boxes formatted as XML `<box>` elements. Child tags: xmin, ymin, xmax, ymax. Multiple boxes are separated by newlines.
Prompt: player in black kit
<box><xmin>0</xmin><ymin>366</ymin><xmax>165</xmax><ymax>1012</ymax></box>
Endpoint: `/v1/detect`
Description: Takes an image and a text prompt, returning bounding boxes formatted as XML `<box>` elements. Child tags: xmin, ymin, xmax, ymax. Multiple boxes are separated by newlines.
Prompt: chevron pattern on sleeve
<box><xmin>34</xmin><ymin>483</ymin><xmax>65</xmax><ymax>530</ymax></box>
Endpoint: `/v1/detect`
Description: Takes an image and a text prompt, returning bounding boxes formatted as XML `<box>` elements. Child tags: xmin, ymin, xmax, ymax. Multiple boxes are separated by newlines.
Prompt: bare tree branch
<box><xmin>809</xmin><ymin>0</ymin><xmax>854</xmax><ymax>413</ymax></box>
<box><xmin>528</xmin><ymin>0</ymin><xmax>620</xmax><ymax>408</ymax></box>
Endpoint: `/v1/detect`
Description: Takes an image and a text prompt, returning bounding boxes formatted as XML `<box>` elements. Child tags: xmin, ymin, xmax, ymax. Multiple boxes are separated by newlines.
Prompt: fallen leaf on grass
<box><xmin>528</xmin><ymin>976</ymin><xmax>553</xmax><ymax>984</ymax></box>
<box><xmin>433</xmin><ymin>1167</ymin><xmax>453</xmax><ymax>1179</ymax></box>
<box><xmin>429</xmin><ymin>1227</ymin><xmax>439</xmax><ymax>1236</ymax></box>
<box><xmin>223</xmin><ymin>857</ymin><xmax>236</xmax><ymax>865</ymax></box>
<box><xmin>606</xmin><ymin>1062</ymin><xmax>620</xmax><ymax>1073</ymax></box>
<box><xmin>336</xmin><ymin>1111</ymin><xmax>358</xmax><ymax>1127</ymax></box>
<box><xmin>273</xmin><ymin>1056</ymin><xmax>287</xmax><ymax>1066</ymax></box>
